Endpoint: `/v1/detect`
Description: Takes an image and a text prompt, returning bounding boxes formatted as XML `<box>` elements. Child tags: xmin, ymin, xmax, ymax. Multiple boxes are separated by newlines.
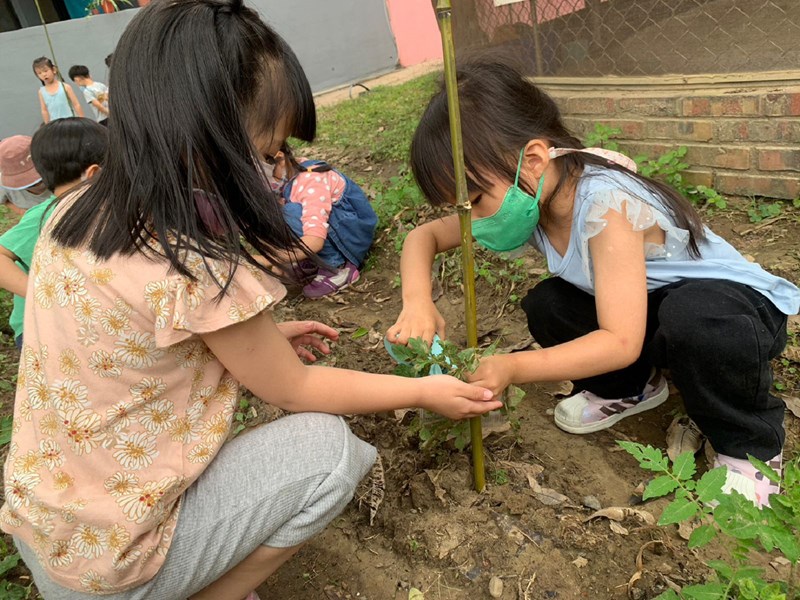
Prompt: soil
<box><xmin>1</xmin><ymin>179</ymin><xmax>799</xmax><ymax>600</ymax></box>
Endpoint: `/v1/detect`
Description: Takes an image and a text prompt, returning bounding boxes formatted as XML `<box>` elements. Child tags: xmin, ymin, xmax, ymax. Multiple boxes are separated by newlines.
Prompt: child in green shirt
<box><xmin>0</xmin><ymin>117</ymin><xmax>107</xmax><ymax>348</ymax></box>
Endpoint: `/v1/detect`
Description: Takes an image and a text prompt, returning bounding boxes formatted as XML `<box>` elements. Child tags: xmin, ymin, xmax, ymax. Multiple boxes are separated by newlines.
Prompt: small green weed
<box><xmin>747</xmin><ymin>201</ymin><xmax>784</xmax><ymax>224</ymax></box>
<box><xmin>232</xmin><ymin>396</ymin><xmax>255</xmax><ymax>437</ymax></box>
<box><xmin>492</xmin><ymin>468</ymin><xmax>510</xmax><ymax>486</ymax></box>
<box><xmin>620</xmin><ymin>441</ymin><xmax>800</xmax><ymax>599</ymax></box>
<box><xmin>391</xmin><ymin>337</ymin><xmax>525</xmax><ymax>451</ymax></box>
<box><xmin>0</xmin><ymin>415</ymin><xmax>12</xmax><ymax>445</ymax></box>
<box><xmin>373</xmin><ymin>170</ymin><xmax>427</xmax><ymax>231</ymax></box>
<box><xmin>584</xmin><ymin>123</ymin><xmax>622</xmax><ymax>151</ymax></box>
<box><xmin>0</xmin><ymin>537</ymin><xmax>32</xmax><ymax>599</ymax></box>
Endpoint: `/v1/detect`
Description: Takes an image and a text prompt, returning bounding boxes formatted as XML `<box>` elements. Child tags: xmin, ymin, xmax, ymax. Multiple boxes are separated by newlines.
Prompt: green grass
<box><xmin>305</xmin><ymin>72</ymin><xmax>439</xmax><ymax>163</ymax></box>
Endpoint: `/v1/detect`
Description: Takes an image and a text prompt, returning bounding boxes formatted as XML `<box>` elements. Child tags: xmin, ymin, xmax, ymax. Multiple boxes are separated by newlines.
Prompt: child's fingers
<box><xmin>295</xmin><ymin>347</ymin><xmax>317</xmax><ymax>362</ymax></box>
<box><xmin>464</xmin><ymin>399</ymin><xmax>504</xmax><ymax>417</ymax></box>
<box><xmin>300</xmin><ymin>320</ymin><xmax>339</xmax><ymax>341</ymax></box>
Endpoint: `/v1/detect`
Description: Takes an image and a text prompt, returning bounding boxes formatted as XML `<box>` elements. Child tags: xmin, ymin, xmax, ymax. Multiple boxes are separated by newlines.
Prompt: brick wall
<box><xmin>541</xmin><ymin>82</ymin><xmax>800</xmax><ymax>200</ymax></box>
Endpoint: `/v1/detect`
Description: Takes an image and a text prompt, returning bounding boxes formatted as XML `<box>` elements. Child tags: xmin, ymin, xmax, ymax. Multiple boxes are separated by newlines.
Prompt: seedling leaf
<box><xmin>688</xmin><ymin>524</ymin><xmax>717</xmax><ymax>548</ymax></box>
<box><xmin>643</xmin><ymin>475</ymin><xmax>679</xmax><ymax>500</ymax></box>
<box><xmin>659</xmin><ymin>497</ymin><xmax>698</xmax><ymax>525</ymax></box>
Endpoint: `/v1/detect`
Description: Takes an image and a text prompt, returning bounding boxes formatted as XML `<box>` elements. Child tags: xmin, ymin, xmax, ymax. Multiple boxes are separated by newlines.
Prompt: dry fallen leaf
<box><xmin>497</xmin><ymin>460</ymin><xmax>545</xmax><ymax>482</ymax></box>
<box><xmin>425</xmin><ymin>470</ymin><xmax>448</xmax><ymax>506</ymax></box>
<box><xmin>677</xmin><ymin>520</ymin><xmax>698</xmax><ymax>541</ymax></box>
<box><xmin>609</xmin><ymin>521</ymin><xmax>629</xmax><ymax>536</ymax></box>
<box><xmin>528</xmin><ymin>478</ymin><xmax>569</xmax><ymax>506</ymax></box>
<box><xmin>572</xmin><ymin>556</ymin><xmax>588</xmax><ymax>568</ymax></box>
<box><xmin>783</xmin><ymin>396</ymin><xmax>800</xmax><ymax>419</ymax></box>
<box><xmin>584</xmin><ymin>507</ymin><xmax>655</xmax><ymax>526</ymax></box>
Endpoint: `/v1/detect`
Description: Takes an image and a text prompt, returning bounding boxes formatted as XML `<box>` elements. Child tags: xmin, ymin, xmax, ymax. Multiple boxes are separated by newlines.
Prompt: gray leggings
<box><xmin>17</xmin><ymin>413</ymin><xmax>377</xmax><ymax>599</ymax></box>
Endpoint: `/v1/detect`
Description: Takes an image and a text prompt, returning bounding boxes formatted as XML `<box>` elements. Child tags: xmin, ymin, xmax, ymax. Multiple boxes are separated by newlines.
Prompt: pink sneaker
<box><xmin>243</xmin><ymin>592</ymin><xmax>261</xmax><ymax>600</ymax></box>
<box><xmin>302</xmin><ymin>262</ymin><xmax>359</xmax><ymax>298</ymax></box>
<box><xmin>714</xmin><ymin>452</ymin><xmax>782</xmax><ymax>508</ymax></box>
<box><xmin>554</xmin><ymin>371</ymin><xmax>669</xmax><ymax>434</ymax></box>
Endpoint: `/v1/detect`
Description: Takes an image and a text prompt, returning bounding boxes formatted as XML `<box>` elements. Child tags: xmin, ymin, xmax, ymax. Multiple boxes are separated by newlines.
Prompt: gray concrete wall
<box><xmin>0</xmin><ymin>1</ymin><xmax>399</xmax><ymax>139</ymax></box>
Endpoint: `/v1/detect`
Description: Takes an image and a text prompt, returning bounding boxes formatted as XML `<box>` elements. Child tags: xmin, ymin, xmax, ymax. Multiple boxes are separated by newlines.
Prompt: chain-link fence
<box><xmin>451</xmin><ymin>0</ymin><xmax>800</xmax><ymax>77</ymax></box>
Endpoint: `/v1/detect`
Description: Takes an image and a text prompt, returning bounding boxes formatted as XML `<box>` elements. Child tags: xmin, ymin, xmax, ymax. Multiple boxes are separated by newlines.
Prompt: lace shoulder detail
<box><xmin>579</xmin><ymin>189</ymin><xmax>691</xmax><ymax>283</ymax></box>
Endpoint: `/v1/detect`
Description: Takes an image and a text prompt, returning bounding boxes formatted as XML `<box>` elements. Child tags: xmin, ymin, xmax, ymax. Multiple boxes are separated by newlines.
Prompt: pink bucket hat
<box><xmin>0</xmin><ymin>135</ymin><xmax>43</xmax><ymax>190</ymax></box>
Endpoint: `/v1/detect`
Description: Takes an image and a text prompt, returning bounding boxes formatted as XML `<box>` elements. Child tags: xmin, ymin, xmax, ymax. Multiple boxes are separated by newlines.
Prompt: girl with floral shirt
<box><xmin>1</xmin><ymin>2</ymin><xmax>500</xmax><ymax>599</ymax></box>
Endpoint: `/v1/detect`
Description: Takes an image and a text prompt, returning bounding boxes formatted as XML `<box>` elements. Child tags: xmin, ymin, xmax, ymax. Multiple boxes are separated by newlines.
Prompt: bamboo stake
<box><xmin>435</xmin><ymin>0</ymin><xmax>485</xmax><ymax>493</ymax></box>
<box><xmin>33</xmin><ymin>0</ymin><xmax>64</xmax><ymax>82</ymax></box>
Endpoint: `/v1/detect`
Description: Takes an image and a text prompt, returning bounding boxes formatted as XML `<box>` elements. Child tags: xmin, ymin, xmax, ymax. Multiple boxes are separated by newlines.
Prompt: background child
<box><xmin>2</xmin><ymin>3</ymin><xmax>499</xmax><ymax>599</ymax></box>
<box><xmin>33</xmin><ymin>57</ymin><xmax>83</xmax><ymax>123</ymax></box>
<box><xmin>68</xmin><ymin>65</ymin><xmax>110</xmax><ymax>124</ymax></box>
<box><xmin>388</xmin><ymin>60</ymin><xmax>800</xmax><ymax>508</ymax></box>
<box><xmin>0</xmin><ymin>135</ymin><xmax>52</xmax><ymax>215</ymax></box>
<box><xmin>269</xmin><ymin>144</ymin><xmax>377</xmax><ymax>298</ymax></box>
<box><xmin>0</xmin><ymin>118</ymin><xmax>106</xmax><ymax>350</ymax></box>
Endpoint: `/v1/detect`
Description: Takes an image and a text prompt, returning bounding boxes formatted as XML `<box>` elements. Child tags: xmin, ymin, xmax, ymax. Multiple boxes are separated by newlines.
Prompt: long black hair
<box><xmin>411</xmin><ymin>60</ymin><xmax>705</xmax><ymax>256</ymax></box>
<box><xmin>51</xmin><ymin>0</ymin><xmax>317</xmax><ymax>290</ymax></box>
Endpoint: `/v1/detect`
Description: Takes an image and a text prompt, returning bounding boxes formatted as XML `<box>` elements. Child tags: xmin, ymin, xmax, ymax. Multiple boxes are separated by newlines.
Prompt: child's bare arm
<box><xmin>91</xmin><ymin>99</ymin><xmax>109</xmax><ymax>115</ymax></box>
<box><xmin>0</xmin><ymin>246</ymin><xmax>28</xmax><ymax>297</ymax></box>
<box><xmin>202</xmin><ymin>309</ymin><xmax>501</xmax><ymax>420</ymax></box>
<box><xmin>387</xmin><ymin>214</ymin><xmax>461</xmax><ymax>344</ymax></box>
<box><xmin>66</xmin><ymin>86</ymin><xmax>84</xmax><ymax>117</ymax></box>
<box><xmin>39</xmin><ymin>91</ymin><xmax>50</xmax><ymax>123</ymax></box>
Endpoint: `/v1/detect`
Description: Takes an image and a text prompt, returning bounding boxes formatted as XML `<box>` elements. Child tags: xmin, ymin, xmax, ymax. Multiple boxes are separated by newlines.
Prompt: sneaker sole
<box><xmin>555</xmin><ymin>381</ymin><xmax>670</xmax><ymax>435</ymax></box>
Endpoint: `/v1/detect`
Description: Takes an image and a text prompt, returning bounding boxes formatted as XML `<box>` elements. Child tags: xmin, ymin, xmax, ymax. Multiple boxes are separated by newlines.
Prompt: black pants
<box><xmin>521</xmin><ymin>277</ymin><xmax>788</xmax><ymax>460</ymax></box>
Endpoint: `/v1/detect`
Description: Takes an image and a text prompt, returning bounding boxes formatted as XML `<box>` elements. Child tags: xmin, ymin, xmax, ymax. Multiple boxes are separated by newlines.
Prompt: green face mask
<box><xmin>472</xmin><ymin>150</ymin><xmax>544</xmax><ymax>253</ymax></box>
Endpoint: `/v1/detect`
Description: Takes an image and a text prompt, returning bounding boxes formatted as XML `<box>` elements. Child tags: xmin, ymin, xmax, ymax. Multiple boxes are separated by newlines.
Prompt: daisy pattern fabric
<box><xmin>0</xmin><ymin>211</ymin><xmax>286</xmax><ymax>593</ymax></box>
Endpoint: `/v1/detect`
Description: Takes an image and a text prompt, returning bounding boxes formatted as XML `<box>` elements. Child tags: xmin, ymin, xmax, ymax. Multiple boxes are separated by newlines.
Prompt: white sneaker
<box><xmin>554</xmin><ymin>371</ymin><xmax>669</xmax><ymax>434</ymax></box>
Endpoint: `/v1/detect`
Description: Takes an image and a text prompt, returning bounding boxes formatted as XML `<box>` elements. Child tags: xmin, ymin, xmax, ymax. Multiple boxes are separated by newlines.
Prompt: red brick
<box><xmin>646</xmin><ymin>119</ymin><xmax>714</xmax><ymax>142</ymax></box>
<box><xmin>757</xmin><ymin>148</ymin><xmax>800</xmax><ymax>172</ymax></box>
<box><xmin>616</xmin><ymin>97</ymin><xmax>679</xmax><ymax>117</ymax></box>
<box><xmin>595</xmin><ymin>119</ymin><xmax>645</xmax><ymax>139</ymax></box>
<box><xmin>683</xmin><ymin>170</ymin><xmax>714</xmax><ymax>187</ymax></box>
<box><xmin>682</xmin><ymin>98</ymin><xmax>712</xmax><ymax>117</ymax></box>
<box><xmin>617</xmin><ymin>142</ymin><xmax>673</xmax><ymax>161</ymax></box>
<box><xmin>566</xmin><ymin>96</ymin><xmax>617</xmax><ymax>115</ymax></box>
<box><xmin>683</xmin><ymin>95</ymin><xmax>761</xmax><ymax>118</ymax></box>
<box><xmin>717</xmin><ymin>120</ymin><xmax>800</xmax><ymax>144</ymax></box>
<box><xmin>764</xmin><ymin>92</ymin><xmax>800</xmax><ymax>117</ymax></box>
<box><xmin>684</xmin><ymin>145</ymin><xmax>751</xmax><ymax>170</ymax></box>
<box><xmin>715</xmin><ymin>173</ymin><xmax>800</xmax><ymax>200</ymax></box>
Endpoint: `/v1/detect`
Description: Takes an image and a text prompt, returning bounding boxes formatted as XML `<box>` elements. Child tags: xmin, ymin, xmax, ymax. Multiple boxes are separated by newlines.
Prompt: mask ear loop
<box><xmin>514</xmin><ymin>149</ymin><xmax>525</xmax><ymax>188</ymax></box>
<box><xmin>517</xmin><ymin>149</ymin><xmax>545</xmax><ymax>201</ymax></box>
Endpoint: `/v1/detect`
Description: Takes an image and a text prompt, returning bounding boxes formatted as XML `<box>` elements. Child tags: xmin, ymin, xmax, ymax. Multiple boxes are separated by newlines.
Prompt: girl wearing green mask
<box><xmin>388</xmin><ymin>60</ymin><xmax>799</xmax><ymax>508</ymax></box>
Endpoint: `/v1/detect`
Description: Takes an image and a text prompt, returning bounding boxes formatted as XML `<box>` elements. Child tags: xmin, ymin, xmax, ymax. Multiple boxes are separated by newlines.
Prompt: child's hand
<box><xmin>419</xmin><ymin>375</ymin><xmax>502</xmax><ymax>420</ymax></box>
<box><xmin>386</xmin><ymin>302</ymin><xmax>446</xmax><ymax>345</ymax></box>
<box><xmin>277</xmin><ymin>320</ymin><xmax>339</xmax><ymax>362</ymax></box>
<box><xmin>466</xmin><ymin>354</ymin><xmax>515</xmax><ymax>401</ymax></box>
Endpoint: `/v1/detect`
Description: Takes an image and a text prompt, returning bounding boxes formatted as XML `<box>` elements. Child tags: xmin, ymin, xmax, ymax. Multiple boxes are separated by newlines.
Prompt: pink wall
<box><xmin>385</xmin><ymin>0</ymin><xmax>443</xmax><ymax>67</ymax></box>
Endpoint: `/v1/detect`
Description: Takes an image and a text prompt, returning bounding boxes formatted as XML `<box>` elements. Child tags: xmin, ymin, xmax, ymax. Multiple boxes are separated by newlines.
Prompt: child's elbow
<box><xmin>611</xmin><ymin>336</ymin><xmax>643</xmax><ymax>370</ymax></box>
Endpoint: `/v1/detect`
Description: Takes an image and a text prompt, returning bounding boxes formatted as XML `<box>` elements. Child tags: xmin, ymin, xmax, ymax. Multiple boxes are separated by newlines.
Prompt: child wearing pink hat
<box><xmin>0</xmin><ymin>135</ymin><xmax>51</xmax><ymax>215</ymax></box>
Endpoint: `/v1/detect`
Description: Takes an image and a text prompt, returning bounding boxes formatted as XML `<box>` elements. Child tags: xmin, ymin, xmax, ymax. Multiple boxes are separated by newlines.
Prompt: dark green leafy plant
<box><xmin>391</xmin><ymin>337</ymin><xmax>525</xmax><ymax>450</ymax></box>
<box><xmin>619</xmin><ymin>441</ymin><xmax>799</xmax><ymax>599</ymax></box>
<box><xmin>584</xmin><ymin>123</ymin><xmax>622</xmax><ymax>151</ymax></box>
<box><xmin>747</xmin><ymin>201</ymin><xmax>783</xmax><ymax>224</ymax></box>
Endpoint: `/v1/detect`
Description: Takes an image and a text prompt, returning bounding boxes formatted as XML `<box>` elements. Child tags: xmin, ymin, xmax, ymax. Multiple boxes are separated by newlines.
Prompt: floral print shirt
<box><xmin>0</xmin><ymin>213</ymin><xmax>286</xmax><ymax>593</ymax></box>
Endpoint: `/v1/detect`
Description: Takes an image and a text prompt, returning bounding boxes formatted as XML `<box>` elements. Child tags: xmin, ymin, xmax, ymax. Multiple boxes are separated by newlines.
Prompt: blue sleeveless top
<box><xmin>531</xmin><ymin>166</ymin><xmax>800</xmax><ymax>315</ymax></box>
<box><xmin>40</xmin><ymin>84</ymin><xmax>73</xmax><ymax>121</ymax></box>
